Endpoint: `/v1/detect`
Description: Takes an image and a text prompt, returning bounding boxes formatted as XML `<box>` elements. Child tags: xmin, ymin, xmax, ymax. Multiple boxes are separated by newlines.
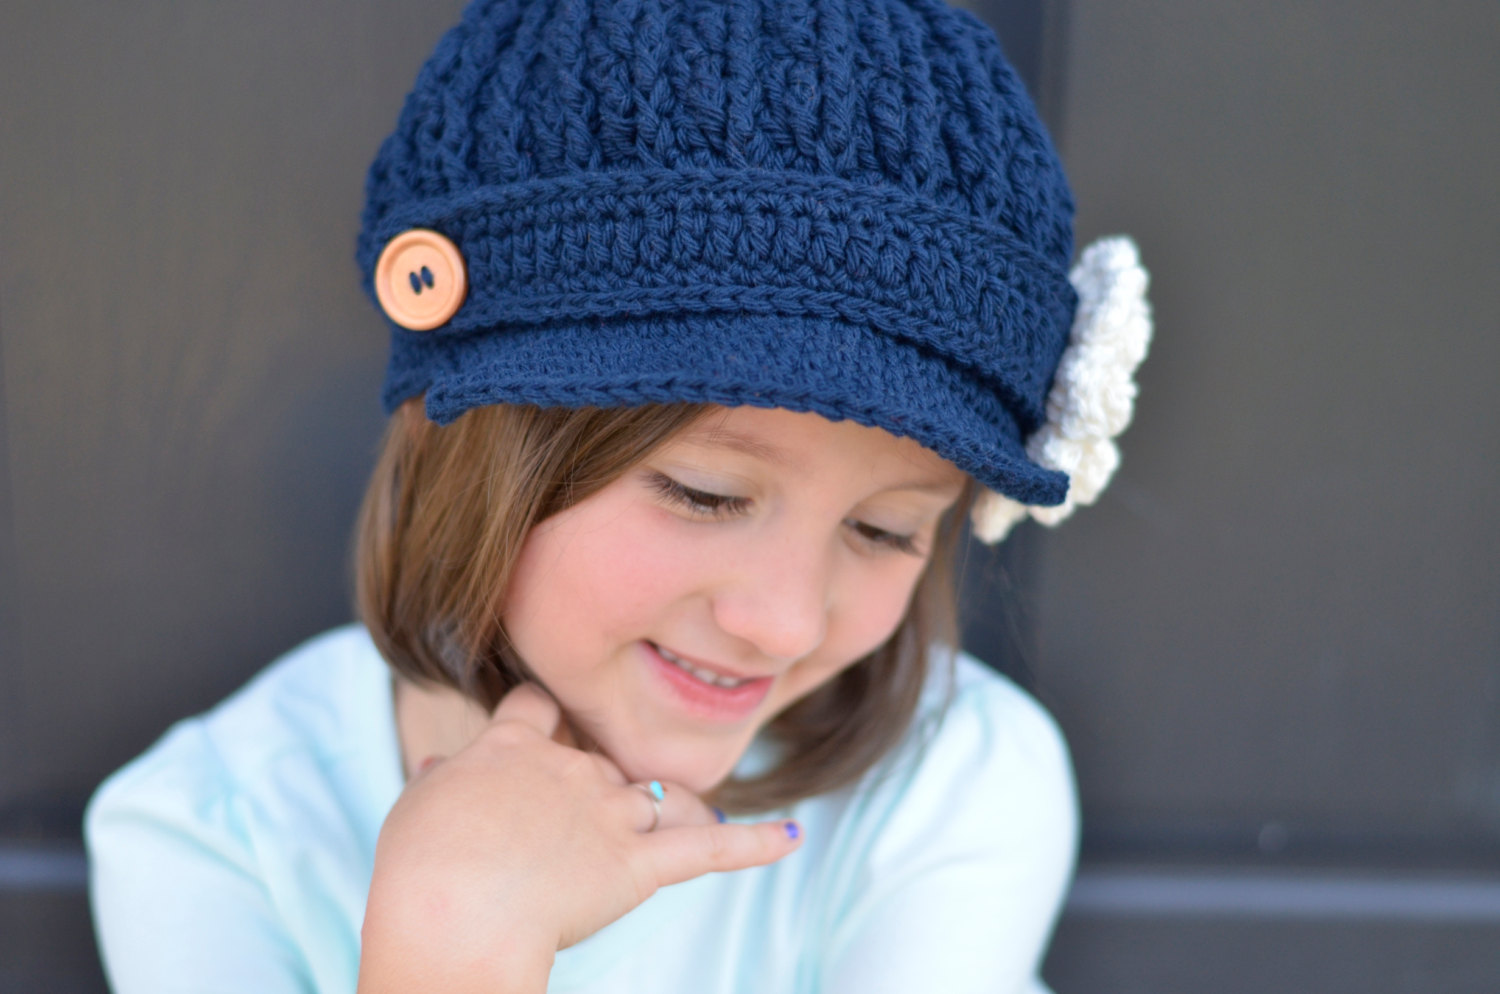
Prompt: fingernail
<box><xmin>713</xmin><ymin>807</ymin><xmax>726</xmax><ymax>824</ymax></box>
<box><xmin>647</xmin><ymin>780</ymin><xmax>665</xmax><ymax>801</ymax></box>
<box><xmin>785</xmin><ymin>821</ymin><xmax>800</xmax><ymax>840</ymax></box>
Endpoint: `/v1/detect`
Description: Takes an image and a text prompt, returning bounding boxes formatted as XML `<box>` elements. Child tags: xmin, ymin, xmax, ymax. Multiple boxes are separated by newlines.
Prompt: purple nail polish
<box><xmin>785</xmin><ymin>821</ymin><xmax>800</xmax><ymax>840</ymax></box>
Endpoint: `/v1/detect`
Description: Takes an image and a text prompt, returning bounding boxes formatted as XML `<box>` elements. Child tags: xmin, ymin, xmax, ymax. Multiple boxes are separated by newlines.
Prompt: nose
<box><xmin>710</xmin><ymin>529</ymin><xmax>832</xmax><ymax>663</ymax></box>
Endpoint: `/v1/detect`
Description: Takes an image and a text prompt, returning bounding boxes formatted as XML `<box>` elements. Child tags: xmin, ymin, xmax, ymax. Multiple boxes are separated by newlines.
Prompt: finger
<box><xmin>487</xmin><ymin>682</ymin><xmax>561</xmax><ymax>738</ymax></box>
<box><xmin>622</xmin><ymin>780</ymin><xmax>667</xmax><ymax>833</ymax></box>
<box><xmin>551</xmin><ymin>716</ymin><xmax>582</xmax><ymax>749</ymax></box>
<box><xmin>614</xmin><ymin>780</ymin><xmax>716</xmax><ymax>834</ymax></box>
<box><xmin>646</xmin><ymin>780</ymin><xmax>723</xmax><ymax>830</ymax></box>
<box><xmin>638</xmin><ymin>819</ymin><xmax>803</xmax><ymax>887</ymax></box>
<box><xmin>588</xmin><ymin>752</ymin><xmax>629</xmax><ymax>788</ymax></box>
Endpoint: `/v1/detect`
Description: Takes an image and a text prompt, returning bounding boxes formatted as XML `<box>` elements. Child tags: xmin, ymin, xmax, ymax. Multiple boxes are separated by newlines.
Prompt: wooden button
<box><xmin>374</xmin><ymin>229</ymin><xmax>467</xmax><ymax>331</ymax></box>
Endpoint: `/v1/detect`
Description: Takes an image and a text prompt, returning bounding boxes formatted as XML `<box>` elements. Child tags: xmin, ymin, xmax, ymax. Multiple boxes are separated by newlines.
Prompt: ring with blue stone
<box><xmin>632</xmin><ymin>780</ymin><xmax>664</xmax><ymax>832</ymax></box>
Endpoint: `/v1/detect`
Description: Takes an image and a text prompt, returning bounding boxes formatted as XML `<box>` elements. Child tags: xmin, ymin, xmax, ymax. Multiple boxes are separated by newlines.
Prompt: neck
<box><xmin>391</xmin><ymin>676</ymin><xmax>492</xmax><ymax>780</ymax></box>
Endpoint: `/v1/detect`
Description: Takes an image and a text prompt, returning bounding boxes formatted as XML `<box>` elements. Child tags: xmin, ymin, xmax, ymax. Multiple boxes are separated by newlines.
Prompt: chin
<box><xmin>680</xmin><ymin>762</ymin><xmax>739</xmax><ymax>796</ymax></box>
<box><xmin>613</xmin><ymin>740</ymin><xmax>742</xmax><ymax>796</ymax></box>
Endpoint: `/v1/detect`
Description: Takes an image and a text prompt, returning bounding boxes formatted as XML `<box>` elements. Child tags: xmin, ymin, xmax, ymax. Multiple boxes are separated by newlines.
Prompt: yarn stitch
<box><xmin>358</xmin><ymin>0</ymin><xmax>1150</xmax><ymax>534</ymax></box>
<box><xmin>971</xmin><ymin>237</ymin><xmax>1153</xmax><ymax>541</ymax></box>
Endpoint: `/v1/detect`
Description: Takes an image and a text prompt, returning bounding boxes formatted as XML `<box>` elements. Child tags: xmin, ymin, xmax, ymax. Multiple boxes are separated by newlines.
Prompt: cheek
<box><xmin>784</xmin><ymin>559</ymin><xmax>930</xmax><ymax>699</ymax></box>
<box><xmin>503</xmin><ymin>502</ymin><xmax>696</xmax><ymax>654</ymax></box>
<box><xmin>837</xmin><ymin>560</ymin><xmax>929</xmax><ymax>658</ymax></box>
<box><xmin>571</xmin><ymin>517</ymin><xmax>703</xmax><ymax>632</ymax></box>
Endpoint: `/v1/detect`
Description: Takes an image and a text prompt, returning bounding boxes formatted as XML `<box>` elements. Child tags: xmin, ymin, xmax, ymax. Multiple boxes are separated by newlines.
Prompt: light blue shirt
<box><xmin>87</xmin><ymin>625</ymin><xmax>1077</xmax><ymax>993</ymax></box>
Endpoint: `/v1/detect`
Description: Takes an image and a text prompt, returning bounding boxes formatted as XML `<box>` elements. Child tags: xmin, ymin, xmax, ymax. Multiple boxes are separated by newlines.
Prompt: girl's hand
<box><xmin>356</xmin><ymin>683</ymin><xmax>802</xmax><ymax>994</ymax></box>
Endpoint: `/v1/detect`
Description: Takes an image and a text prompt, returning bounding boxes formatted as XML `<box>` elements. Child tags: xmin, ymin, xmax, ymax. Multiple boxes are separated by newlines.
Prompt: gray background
<box><xmin>2</xmin><ymin>1</ymin><xmax>1497</xmax><ymax>991</ymax></box>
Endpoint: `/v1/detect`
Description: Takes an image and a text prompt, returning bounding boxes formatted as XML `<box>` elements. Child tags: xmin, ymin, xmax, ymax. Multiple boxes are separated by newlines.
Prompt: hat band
<box><xmin>360</xmin><ymin>168</ymin><xmax>1076</xmax><ymax>431</ymax></box>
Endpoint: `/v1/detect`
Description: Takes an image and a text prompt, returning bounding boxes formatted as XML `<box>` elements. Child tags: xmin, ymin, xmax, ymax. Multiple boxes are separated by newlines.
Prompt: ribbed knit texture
<box><xmin>358</xmin><ymin>0</ymin><xmax>1077</xmax><ymax>505</ymax></box>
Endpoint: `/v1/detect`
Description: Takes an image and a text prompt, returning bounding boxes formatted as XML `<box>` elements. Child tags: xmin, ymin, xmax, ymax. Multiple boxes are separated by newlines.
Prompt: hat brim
<box><xmin>383</xmin><ymin>311</ymin><xmax>1069</xmax><ymax>507</ymax></box>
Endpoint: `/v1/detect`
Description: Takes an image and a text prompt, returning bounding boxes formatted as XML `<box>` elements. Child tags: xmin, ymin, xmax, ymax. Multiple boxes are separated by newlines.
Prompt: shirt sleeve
<box><xmin>817</xmin><ymin>675</ymin><xmax>1079</xmax><ymax>994</ymax></box>
<box><xmin>85</xmin><ymin>719</ymin><xmax>317</xmax><ymax>994</ymax></box>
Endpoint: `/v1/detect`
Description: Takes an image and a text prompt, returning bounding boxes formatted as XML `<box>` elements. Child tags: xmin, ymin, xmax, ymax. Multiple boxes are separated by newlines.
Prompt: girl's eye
<box><xmin>848</xmin><ymin>520</ymin><xmax>921</xmax><ymax>556</ymax></box>
<box><xmin>649</xmin><ymin>472</ymin><xmax>922</xmax><ymax>554</ymax></box>
<box><xmin>648</xmin><ymin>473</ymin><xmax>750</xmax><ymax>518</ymax></box>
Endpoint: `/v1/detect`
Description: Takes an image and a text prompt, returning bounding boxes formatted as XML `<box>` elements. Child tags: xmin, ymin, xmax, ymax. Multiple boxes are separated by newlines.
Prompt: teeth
<box><xmin>656</xmin><ymin>645</ymin><xmax>745</xmax><ymax>688</ymax></box>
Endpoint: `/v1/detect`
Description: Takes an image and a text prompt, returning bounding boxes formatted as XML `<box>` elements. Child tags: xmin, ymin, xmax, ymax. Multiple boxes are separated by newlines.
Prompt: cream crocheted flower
<box><xmin>971</xmin><ymin>236</ymin><xmax>1153</xmax><ymax>543</ymax></box>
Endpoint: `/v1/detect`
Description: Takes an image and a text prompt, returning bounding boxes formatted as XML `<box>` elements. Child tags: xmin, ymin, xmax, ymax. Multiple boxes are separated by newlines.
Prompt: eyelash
<box><xmin>647</xmin><ymin>473</ymin><xmax>921</xmax><ymax>556</ymax></box>
<box><xmin>649</xmin><ymin>473</ymin><xmax>750</xmax><ymax>517</ymax></box>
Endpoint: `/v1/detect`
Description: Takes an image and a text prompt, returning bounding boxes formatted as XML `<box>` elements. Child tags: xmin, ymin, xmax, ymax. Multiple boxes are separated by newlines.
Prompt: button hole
<box><xmin>420</xmin><ymin>265</ymin><xmax>435</xmax><ymax>288</ymax></box>
<box><xmin>408</xmin><ymin>272</ymin><xmax>422</xmax><ymax>294</ymax></box>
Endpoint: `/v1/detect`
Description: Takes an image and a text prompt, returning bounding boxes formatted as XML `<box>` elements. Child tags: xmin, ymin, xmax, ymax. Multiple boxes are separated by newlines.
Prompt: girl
<box><xmin>86</xmin><ymin>0</ymin><xmax>1151</xmax><ymax>991</ymax></box>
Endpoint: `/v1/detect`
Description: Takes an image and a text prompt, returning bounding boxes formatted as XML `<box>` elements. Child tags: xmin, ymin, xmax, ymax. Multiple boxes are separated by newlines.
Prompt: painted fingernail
<box><xmin>647</xmin><ymin>780</ymin><xmax>665</xmax><ymax>801</ymax></box>
<box><xmin>713</xmin><ymin>807</ymin><xmax>726</xmax><ymax>824</ymax></box>
<box><xmin>785</xmin><ymin>821</ymin><xmax>800</xmax><ymax>840</ymax></box>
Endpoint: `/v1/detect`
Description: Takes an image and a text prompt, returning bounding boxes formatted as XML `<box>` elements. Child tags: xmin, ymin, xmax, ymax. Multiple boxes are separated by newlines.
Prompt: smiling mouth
<box><xmin>644</xmin><ymin>642</ymin><xmax>774</xmax><ymax>721</ymax></box>
<box><xmin>652</xmin><ymin>644</ymin><xmax>752</xmax><ymax>688</ymax></box>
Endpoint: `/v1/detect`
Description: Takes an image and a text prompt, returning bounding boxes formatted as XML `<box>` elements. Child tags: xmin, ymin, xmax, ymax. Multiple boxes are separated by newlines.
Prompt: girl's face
<box><xmin>502</xmin><ymin>405</ymin><xmax>967</xmax><ymax>792</ymax></box>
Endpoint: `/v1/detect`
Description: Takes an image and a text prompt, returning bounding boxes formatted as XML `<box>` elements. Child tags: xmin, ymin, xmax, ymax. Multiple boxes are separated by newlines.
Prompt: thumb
<box><xmin>638</xmin><ymin>819</ymin><xmax>803</xmax><ymax>888</ymax></box>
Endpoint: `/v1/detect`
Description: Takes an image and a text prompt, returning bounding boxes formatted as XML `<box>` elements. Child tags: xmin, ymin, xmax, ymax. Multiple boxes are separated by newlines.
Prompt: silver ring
<box><xmin>632</xmin><ymin>780</ymin><xmax>664</xmax><ymax>832</ymax></box>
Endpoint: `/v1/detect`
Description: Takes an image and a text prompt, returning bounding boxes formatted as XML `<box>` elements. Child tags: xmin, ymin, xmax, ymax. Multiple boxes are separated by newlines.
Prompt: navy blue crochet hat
<box><xmin>357</xmin><ymin>0</ymin><xmax>1079</xmax><ymax>506</ymax></box>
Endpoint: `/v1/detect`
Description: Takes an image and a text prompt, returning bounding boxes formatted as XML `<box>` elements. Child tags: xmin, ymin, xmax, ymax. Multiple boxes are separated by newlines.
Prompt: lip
<box><xmin>653</xmin><ymin>643</ymin><xmax>763</xmax><ymax>683</ymax></box>
<box><xmin>642</xmin><ymin>642</ymin><xmax>774</xmax><ymax>722</ymax></box>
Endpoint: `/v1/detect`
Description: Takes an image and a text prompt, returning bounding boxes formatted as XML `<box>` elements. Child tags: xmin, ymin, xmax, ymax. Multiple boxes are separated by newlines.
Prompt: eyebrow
<box><xmin>684</xmin><ymin>426</ymin><xmax>790</xmax><ymax>466</ymax></box>
<box><xmin>679</xmin><ymin>426</ymin><xmax>966</xmax><ymax>496</ymax></box>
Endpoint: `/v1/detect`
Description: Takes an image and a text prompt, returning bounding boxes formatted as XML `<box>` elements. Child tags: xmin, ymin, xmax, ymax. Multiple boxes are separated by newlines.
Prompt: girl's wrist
<box><xmin>358</xmin><ymin>874</ymin><xmax>556</xmax><ymax>994</ymax></box>
<box><xmin>357</xmin><ymin>916</ymin><xmax>554</xmax><ymax>994</ymax></box>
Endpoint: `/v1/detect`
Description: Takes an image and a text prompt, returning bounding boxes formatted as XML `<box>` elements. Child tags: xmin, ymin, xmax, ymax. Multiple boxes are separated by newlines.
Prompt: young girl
<box><xmin>86</xmin><ymin>0</ymin><xmax>1151</xmax><ymax>991</ymax></box>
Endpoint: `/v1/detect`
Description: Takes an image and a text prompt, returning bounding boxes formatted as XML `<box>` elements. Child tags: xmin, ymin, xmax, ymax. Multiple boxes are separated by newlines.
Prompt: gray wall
<box><xmin>1</xmin><ymin>1</ymin><xmax>441</xmax><ymax>832</ymax></box>
<box><xmin>2</xmin><ymin>1</ymin><xmax>1497</xmax><ymax>991</ymax></box>
<box><xmin>1035</xmin><ymin>0</ymin><xmax>1500</xmax><ymax>865</ymax></box>
<box><xmin>969</xmin><ymin>2</ymin><xmax>1500</xmax><ymax>990</ymax></box>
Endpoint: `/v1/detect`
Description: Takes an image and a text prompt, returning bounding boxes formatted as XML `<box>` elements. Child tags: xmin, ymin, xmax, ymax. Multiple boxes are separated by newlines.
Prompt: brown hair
<box><xmin>354</xmin><ymin>399</ymin><xmax>970</xmax><ymax>812</ymax></box>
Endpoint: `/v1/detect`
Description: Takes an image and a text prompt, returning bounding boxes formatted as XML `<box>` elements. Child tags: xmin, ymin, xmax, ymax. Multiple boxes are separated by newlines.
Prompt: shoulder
<box><xmin>949</xmin><ymin>651</ymin><xmax>1072</xmax><ymax>776</ymax></box>
<box><xmin>826</xmin><ymin>647</ymin><xmax>1078</xmax><ymax>880</ymax></box>
<box><xmin>85</xmin><ymin>623</ymin><xmax>395</xmax><ymax>849</ymax></box>
<box><xmin>85</xmin><ymin>625</ymin><xmax>390</xmax><ymax>991</ymax></box>
<box><xmin>790</xmin><ymin>650</ymin><xmax>1078</xmax><ymax>990</ymax></box>
<box><xmin>900</xmin><ymin>649</ymin><xmax>1076</xmax><ymax>815</ymax></box>
<box><xmin>196</xmin><ymin>623</ymin><xmax>394</xmax><ymax>778</ymax></box>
